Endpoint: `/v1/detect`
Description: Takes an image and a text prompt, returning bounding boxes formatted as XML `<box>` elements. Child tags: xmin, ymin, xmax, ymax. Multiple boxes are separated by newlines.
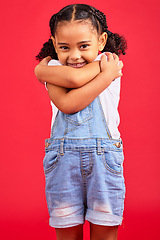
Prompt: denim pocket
<box><xmin>102</xmin><ymin>149</ymin><xmax>124</xmax><ymax>175</ymax></box>
<box><xmin>64</xmin><ymin>105</ymin><xmax>93</xmax><ymax>126</ymax></box>
<box><xmin>43</xmin><ymin>150</ymin><xmax>60</xmax><ymax>174</ymax></box>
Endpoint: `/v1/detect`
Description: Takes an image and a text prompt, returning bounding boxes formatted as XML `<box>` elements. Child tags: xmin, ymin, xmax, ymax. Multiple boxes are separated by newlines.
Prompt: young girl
<box><xmin>35</xmin><ymin>4</ymin><xmax>127</xmax><ymax>240</ymax></box>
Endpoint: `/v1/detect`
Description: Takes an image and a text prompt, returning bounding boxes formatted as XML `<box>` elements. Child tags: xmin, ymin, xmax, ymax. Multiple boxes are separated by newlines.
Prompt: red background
<box><xmin>0</xmin><ymin>0</ymin><xmax>160</xmax><ymax>239</ymax></box>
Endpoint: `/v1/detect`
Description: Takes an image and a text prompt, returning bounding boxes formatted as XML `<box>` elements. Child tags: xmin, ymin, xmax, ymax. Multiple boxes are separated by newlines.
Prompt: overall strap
<box><xmin>96</xmin><ymin>96</ymin><xmax>112</xmax><ymax>139</ymax></box>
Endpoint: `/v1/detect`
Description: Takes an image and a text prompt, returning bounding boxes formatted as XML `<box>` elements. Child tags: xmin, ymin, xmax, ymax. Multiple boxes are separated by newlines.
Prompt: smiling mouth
<box><xmin>67</xmin><ymin>62</ymin><xmax>87</xmax><ymax>68</ymax></box>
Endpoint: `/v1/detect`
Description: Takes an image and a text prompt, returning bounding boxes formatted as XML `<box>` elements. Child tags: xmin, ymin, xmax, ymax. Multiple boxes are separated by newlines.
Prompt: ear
<box><xmin>51</xmin><ymin>36</ymin><xmax>57</xmax><ymax>53</ymax></box>
<box><xmin>98</xmin><ymin>32</ymin><xmax>107</xmax><ymax>52</ymax></box>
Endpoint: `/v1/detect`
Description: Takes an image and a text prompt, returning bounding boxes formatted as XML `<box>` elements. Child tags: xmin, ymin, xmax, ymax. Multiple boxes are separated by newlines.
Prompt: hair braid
<box><xmin>35</xmin><ymin>38</ymin><xmax>58</xmax><ymax>61</ymax></box>
<box><xmin>92</xmin><ymin>8</ymin><xmax>108</xmax><ymax>33</ymax></box>
<box><xmin>91</xmin><ymin>7</ymin><xmax>127</xmax><ymax>55</ymax></box>
<box><xmin>90</xmin><ymin>7</ymin><xmax>127</xmax><ymax>55</ymax></box>
<box><xmin>49</xmin><ymin>13</ymin><xmax>57</xmax><ymax>36</ymax></box>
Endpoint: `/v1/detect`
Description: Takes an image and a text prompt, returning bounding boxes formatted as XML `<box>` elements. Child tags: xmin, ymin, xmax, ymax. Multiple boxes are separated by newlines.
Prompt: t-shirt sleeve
<box><xmin>48</xmin><ymin>59</ymin><xmax>62</xmax><ymax>66</ymax></box>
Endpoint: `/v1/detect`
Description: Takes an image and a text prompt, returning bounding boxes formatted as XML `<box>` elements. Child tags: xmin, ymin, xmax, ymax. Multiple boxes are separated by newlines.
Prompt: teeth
<box><xmin>68</xmin><ymin>62</ymin><xmax>86</xmax><ymax>68</ymax></box>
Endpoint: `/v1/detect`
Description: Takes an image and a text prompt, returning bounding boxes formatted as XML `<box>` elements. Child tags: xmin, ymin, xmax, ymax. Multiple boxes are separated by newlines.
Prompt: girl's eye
<box><xmin>80</xmin><ymin>44</ymin><xmax>89</xmax><ymax>49</ymax></box>
<box><xmin>60</xmin><ymin>46</ymin><xmax>69</xmax><ymax>50</ymax></box>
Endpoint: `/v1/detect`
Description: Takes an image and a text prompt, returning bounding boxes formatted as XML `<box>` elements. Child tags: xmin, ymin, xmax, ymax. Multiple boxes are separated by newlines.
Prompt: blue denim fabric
<box><xmin>43</xmin><ymin>97</ymin><xmax>125</xmax><ymax>228</ymax></box>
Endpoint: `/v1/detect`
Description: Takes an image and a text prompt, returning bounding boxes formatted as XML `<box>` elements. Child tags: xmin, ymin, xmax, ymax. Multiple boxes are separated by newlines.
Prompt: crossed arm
<box><xmin>34</xmin><ymin>53</ymin><xmax>123</xmax><ymax>114</ymax></box>
<box><xmin>34</xmin><ymin>56</ymin><xmax>101</xmax><ymax>88</ymax></box>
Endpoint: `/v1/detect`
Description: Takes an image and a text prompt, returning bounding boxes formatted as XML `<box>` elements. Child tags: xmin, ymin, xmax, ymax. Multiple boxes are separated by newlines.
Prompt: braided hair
<box><xmin>36</xmin><ymin>4</ymin><xmax>127</xmax><ymax>61</ymax></box>
<box><xmin>90</xmin><ymin>6</ymin><xmax>127</xmax><ymax>55</ymax></box>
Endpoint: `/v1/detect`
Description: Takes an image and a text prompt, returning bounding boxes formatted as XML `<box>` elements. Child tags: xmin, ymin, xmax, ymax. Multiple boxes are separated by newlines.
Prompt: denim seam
<box><xmin>88</xmin><ymin>120</ymin><xmax>93</xmax><ymax>137</ymax></box>
<box><xmin>64</xmin><ymin>120</ymin><xmax>68</xmax><ymax>136</ymax></box>
<box><xmin>64</xmin><ymin>105</ymin><xmax>93</xmax><ymax>126</ymax></box>
<box><xmin>97</xmin><ymin>138</ymin><xmax>102</xmax><ymax>155</ymax></box>
<box><xmin>46</xmin><ymin>137</ymin><xmax>122</xmax><ymax>141</ymax></box>
<box><xmin>102</xmin><ymin>149</ymin><xmax>122</xmax><ymax>175</ymax></box>
<box><xmin>87</xmin><ymin>150</ymin><xmax>94</xmax><ymax>176</ymax></box>
<box><xmin>64</xmin><ymin>126</ymin><xmax>77</xmax><ymax>135</ymax></box>
<box><xmin>44</xmin><ymin>152</ymin><xmax>60</xmax><ymax>174</ymax></box>
<box><xmin>88</xmin><ymin>104</ymin><xmax>93</xmax><ymax>138</ymax></box>
<box><xmin>60</xmin><ymin>138</ymin><xmax>64</xmax><ymax>155</ymax></box>
<box><xmin>80</xmin><ymin>151</ymin><xmax>87</xmax><ymax>206</ymax></box>
<box><xmin>64</xmin><ymin>115</ymin><xmax>93</xmax><ymax>125</ymax></box>
<box><xmin>45</xmin><ymin>146</ymin><xmax>123</xmax><ymax>153</ymax></box>
<box><xmin>120</xmin><ymin>179</ymin><xmax>125</xmax><ymax>217</ymax></box>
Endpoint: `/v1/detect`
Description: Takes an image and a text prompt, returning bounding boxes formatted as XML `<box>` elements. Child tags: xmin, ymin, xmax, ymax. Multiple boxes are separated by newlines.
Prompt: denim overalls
<box><xmin>43</xmin><ymin>96</ymin><xmax>125</xmax><ymax>228</ymax></box>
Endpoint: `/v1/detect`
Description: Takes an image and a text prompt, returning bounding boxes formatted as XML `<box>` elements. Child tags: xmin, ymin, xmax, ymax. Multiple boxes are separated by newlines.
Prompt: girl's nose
<box><xmin>69</xmin><ymin>50</ymin><xmax>81</xmax><ymax>61</ymax></box>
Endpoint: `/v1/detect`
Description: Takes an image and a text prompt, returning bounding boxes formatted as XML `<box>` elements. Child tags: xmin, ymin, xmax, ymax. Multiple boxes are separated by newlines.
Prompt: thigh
<box><xmin>90</xmin><ymin>223</ymin><xmax>118</xmax><ymax>240</ymax></box>
<box><xmin>55</xmin><ymin>224</ymin><xmax>83</xmax><ymax>240</ymax></box>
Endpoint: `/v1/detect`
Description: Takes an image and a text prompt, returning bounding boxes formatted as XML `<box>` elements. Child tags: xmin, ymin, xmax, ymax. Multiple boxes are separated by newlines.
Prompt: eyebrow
<box><xmin>78</xmin><ymin>41</ymin><xmax>91</xmax><ymax>44</ymax></box>
<box><xmin>58</xmin><ymin>41</ymin><xmax>92</xmax><ymax>45</ymax></box>
<box><xmin>58</xmin><ymin>43</ymin><xmax>69</xmax><ymax>45</ymax></box>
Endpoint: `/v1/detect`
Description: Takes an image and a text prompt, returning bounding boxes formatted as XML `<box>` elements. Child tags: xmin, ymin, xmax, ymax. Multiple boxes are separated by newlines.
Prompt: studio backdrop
<box><xmin>0</xmin><ymin>0</ymin><xmax>160</xmax><ymax>239</ymax></box>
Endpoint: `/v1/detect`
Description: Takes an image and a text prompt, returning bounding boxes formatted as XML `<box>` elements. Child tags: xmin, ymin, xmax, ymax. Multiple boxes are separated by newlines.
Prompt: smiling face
<box><xmin>51</xmin><ymin>20</ymin><xmax>107</xmax><ymax>68</ymax></box>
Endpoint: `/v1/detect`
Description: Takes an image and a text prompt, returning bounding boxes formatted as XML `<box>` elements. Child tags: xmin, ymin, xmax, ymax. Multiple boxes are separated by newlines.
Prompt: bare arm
<box><xmin>47</xmin><ymin>53</ymin><xmax>123</xmax><ymax>114</ymax></box>
<box><xmin>34</xmin><ymin>56</ymin><xmax>100</xmax><ymax>88</ymax></box>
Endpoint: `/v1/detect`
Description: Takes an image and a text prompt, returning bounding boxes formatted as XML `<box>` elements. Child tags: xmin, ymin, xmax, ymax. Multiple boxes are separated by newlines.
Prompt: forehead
<box><xmin>55</xmin><ymin>20</ymin><xmax>98</xmax><ymax>40</ymax></box>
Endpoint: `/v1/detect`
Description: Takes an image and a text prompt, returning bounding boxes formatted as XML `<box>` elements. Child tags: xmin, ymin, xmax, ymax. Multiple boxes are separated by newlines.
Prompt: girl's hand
<box><xmin>39</xmin><ymin>56</ymin><xmax>52</xmax><ymax>66</ymax></box>
<box><xmin>100</xmin><ymin>52</ymin><xmax>123</xmax><ymax>80</ymax></box>
<box><xmin>34</xmin><ymin>56</ymin><xmax>52</xmax><ymax>84</ymax></box>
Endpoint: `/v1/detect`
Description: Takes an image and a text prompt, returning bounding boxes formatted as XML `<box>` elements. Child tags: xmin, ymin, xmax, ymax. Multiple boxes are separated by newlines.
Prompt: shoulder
<box><xmin>94</xmin><ymin>53</ymin><xmax>106</xmax><ymax>61</ymax></box>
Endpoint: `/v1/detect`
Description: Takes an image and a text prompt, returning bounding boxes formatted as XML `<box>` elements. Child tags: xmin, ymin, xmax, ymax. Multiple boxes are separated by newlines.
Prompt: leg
<box><xmin>90</xmin><ymin>223</ymin><xmax>118</xmax><ymax>240</ymax></box>
<box><xmin>55</xmin><ymin>224</ymin><xmax>83</xmax><ymax>240</ymax></box>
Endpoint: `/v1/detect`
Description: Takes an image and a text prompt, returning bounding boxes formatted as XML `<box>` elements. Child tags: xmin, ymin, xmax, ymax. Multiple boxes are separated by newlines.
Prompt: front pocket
<box><xmin>43</xmin><ymin>150</ymin><xmax>60</xmax><ymax>174</ymax></box>
<box><xmin>64</xmin><ymin>105</ymin><xmax>93</xmax><ymax>125</ymax></box>
<box><xmin>102</xmin><ymin>149</ymin><xmax>124</xmax><ymax>175</ymax></box>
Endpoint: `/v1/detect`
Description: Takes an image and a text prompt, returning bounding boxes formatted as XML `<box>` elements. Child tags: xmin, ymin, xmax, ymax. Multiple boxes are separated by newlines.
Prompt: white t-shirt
<box><xmin>47</xmin><ymin>53</ymin><xmax>121</xmax><ymax>139</ymax></box>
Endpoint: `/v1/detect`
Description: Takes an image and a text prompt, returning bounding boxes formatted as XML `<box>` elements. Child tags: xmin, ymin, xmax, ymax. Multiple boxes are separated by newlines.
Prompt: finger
<box><xmin>112</xmin><ymin>53</ymin><xmax>119</xmax><ymax>63</ymax></box>
<box><xmin>104</xmin><ymin>52</ymin><xmax>111</xmax><ymax>56</ymax></box>
<box><xmin>118</xmin><ymin>60</ymin><xmax>123</xmax><ymax>69</ymax></box>
<box><xmin>119</xmin><ymin>72</ymin><xmax>123</xmax><ymax>77</ymax></box>
<box><xmin>46</xmin><ymin>56</ymin><xmax>52</xmax><ymax>61</ymax></box>
<box><xmin>101</xmin><ymin>54</ymin><xmax>107</xmax><ymax>61</ymax></box>
<box><xmin>105</xmin><ymin>52</ymin><xmax>114</xmax><ymax>61</ymax></box>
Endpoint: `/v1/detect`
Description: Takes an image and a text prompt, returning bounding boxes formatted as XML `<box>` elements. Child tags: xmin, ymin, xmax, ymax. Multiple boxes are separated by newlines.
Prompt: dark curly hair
<box><xmin>36</xmin><ymin>4</ymin><xmax>127</xmax><ymax>61</ymax></box>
